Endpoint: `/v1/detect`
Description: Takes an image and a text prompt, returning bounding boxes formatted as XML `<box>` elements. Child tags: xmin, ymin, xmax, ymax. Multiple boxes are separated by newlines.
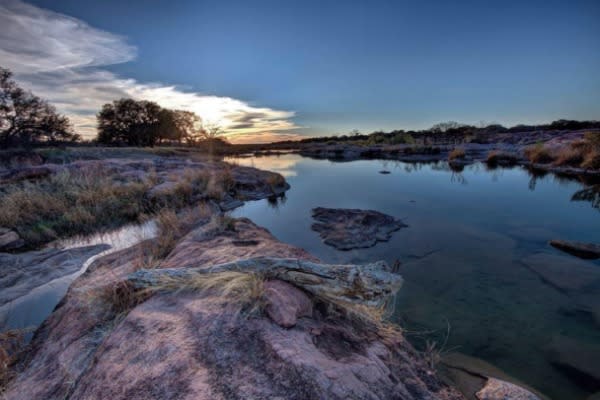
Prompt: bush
<box><xmin>486</xmin><ymin>151</ymin><xmax>518</xmax><ymax>167</ymax></box>
<box><xmin>448</xmin><ymin>148</ymin><xmax>466</xmax><ymax>161</ymax></box>
<box><xmin>524</xmin><ymin>144</ymin><xmax>555</xmax><ymax>164</ymax></box>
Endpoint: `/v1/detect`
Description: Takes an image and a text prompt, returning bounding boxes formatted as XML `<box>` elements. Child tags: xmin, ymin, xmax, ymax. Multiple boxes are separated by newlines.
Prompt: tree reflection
<box><xmin>571</xmin><ymin>185</ymin><xmax>600</xmax><ymax>210</ymax></box>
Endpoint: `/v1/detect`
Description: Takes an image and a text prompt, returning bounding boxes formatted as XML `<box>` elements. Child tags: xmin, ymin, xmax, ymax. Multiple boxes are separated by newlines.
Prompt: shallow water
<box><xmin>228</xmin><ymin>153</ymin><xmax>600</xmax><ymax>400</ymax></box>
<box><xmin>0</xmin><ymin>221</ymin><xmax>156</xmax><ymax>333</ymax></box>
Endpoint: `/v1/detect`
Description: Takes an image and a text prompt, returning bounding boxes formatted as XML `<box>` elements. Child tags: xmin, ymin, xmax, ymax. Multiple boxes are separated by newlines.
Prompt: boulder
<box><xmin>311</xmin><ymin>207</ymin><xmax>408</xmax><ymax>250</ymax></box>
<box><xmin>550</xmin><ymin>239</ymin><xmax>600</xmax><ymax>259</ymax></box>
<box><xmin>0</xmin><ymin>228</ymin><xmax>24</xmax><ymax>250</ymax></box>
<box><xmin>263</xmin><ymin>280</ymin><xmax>312</xmax><ymax>328</ymax></box>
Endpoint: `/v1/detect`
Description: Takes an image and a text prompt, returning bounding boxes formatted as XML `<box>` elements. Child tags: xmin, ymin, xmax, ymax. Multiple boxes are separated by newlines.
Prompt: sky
<box><xmin>1</xmin><ymin>0</ymin><xmax>599</xmax><ymax>143</ymax></box>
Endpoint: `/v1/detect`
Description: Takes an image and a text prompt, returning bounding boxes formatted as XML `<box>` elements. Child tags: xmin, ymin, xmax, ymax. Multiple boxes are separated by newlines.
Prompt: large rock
<box><xmin>0</xmin><ymin>228</ymin><xmax>24</xmax><ymax>250</ymax></box>
<box><xmin>311</xmin><ymin>207</ymin><xmax>408</xmax><ymax>250</ymax></box>
<box><xmin>550</xmin><ymin>239</ymin><xmax>600</xmax><ymax>259</ymax></box>
<box><xmin>4</xmin><ymin>218</ymin><xmax>463</xmax><ymax>400</ymax></box>
<box><xmin>263</xmin><ymin>280</ymin><xmax>312</xmax><ymax>328</ymax></box>
<box><xmin>0</xmin><ymin>244</ymin><xmax>109</xmax><ymax>307</ymax></box>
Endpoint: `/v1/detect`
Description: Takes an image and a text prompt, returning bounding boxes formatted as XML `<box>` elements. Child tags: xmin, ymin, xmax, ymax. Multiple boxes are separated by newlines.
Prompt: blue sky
<box><xmin>3</xmin><ymin>0</ymin><xmax>600</xmax><ymax>142</ymax></box>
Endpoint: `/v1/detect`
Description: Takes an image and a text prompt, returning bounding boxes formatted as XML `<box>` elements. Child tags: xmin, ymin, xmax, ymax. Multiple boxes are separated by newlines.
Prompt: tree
<box><xmin>0</xmin><ymin>67</ymin><xmax>77</xmax><ymax>148</ymax></box>
<box><xmin>97</xmin><ymin>99</ymin><xmax>163</xmax><ymax>146</ymax></box>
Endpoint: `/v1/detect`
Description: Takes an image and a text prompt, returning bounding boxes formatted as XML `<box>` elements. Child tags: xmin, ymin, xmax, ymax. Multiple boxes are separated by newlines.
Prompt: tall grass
<box><xmin>0</xmin><ymin>169</ymin><xmax>149</xmax><ymax>246</ymax></box>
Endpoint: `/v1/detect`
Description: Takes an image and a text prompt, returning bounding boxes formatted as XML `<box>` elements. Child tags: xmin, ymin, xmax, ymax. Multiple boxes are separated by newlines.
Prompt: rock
<box><xmin>0</xmin><ymin>244</ymin><xmax>109</xmax><ymax>307</ymax></box>
<box><xmin>128</xmin><ymin>256</ymin><xmax>403</xmax><ymax>309</ymax></box>
<box><xmin>546</xmin><ymin>335</ymin><xmax>600</xmax><ymax>392</ymax></box>
<box><xmin>476</xmin><ymin>378</ymin><xmax>541</xmax><ymax>400</ymax></box>
<box><xmin>379</xmin><ymin>170</ymin><xmax>391</xmax><ymax>174</ymax></box>
<box><xmin>4</xmin><ymin>218</ymin><xmax>463</xmax><ymax>400</ymax></box>
<box><xmin>0</xmin><ymin>228</ymin><xmax>24</xmax><ymax>250</ymax></box>
<box><xmin>311</xmin><ymin>207</ymin><xmax>407</xmax><ymax>250</ymax></box>
<box><xmin>218</xmin><ymin>196</ymin><xmax>244</xmax><ymax>211</ymax></box>
<box><xmin>550</xmin><ymin>239</ymin><xmax>600</xmax><ymax>259</ymax></box>
<box><xmin>441</xmin><ymin>353</ymin><xmax>548</xmax><ymax>400</ymax></box>
<box><xmin>521</xmin><ymin>253</ymin><xmax>600</xmax><ymax>292</ymax></box>
<box><xmin>263</xmin><ymin>280</ymin><xmax>312</xmax><ymax>327</ymax></box>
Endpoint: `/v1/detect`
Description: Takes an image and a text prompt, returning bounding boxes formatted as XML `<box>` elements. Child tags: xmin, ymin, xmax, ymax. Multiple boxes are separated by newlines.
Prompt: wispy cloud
<box><xmin>0</xmin><ymin>0</ymin><xmax>302</xmax><ymax>143</ymax></box>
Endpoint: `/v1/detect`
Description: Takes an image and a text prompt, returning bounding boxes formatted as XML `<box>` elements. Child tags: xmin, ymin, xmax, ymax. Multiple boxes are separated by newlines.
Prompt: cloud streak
<box><xmin>0</xmin><ymin>0</ymin><xmax>302</xmax><ymax>143</ymax></box>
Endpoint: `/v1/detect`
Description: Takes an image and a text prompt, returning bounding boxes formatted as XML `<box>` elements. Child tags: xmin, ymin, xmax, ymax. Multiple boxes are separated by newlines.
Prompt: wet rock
<box><xmin>311</xmin><ymin>207</ymin><xmax>407</xmax><ymax>250</ymax></box>
<box><xmin>0</xmin><ymin>244</ymin><xmax>109</xmax><ymax>307</ymax></box>
<box><xmin>549</xmin><ymin>239</ymin><xmax>600</xmax><ymax>259</ymax></box>
<box><xmin>521</xmin><ymin>253</ymin><xmax>600</xmax><ymax>292</ymax></box>
<box><xmin>218</xmin><ymin>196</ymin><xmax>244</xmax><ymax>211</ymax></box>
<box><xmin>441</xmin><ymin>353</ymin><xmax>548</xmax><ymax>400</ymax></box>
<box><xmin>379</xmin><ymin>170</ymin><xmax>391</xmax><ymax>174</ymax></box>
<box><xmin>0</xmin><ymin>228</ymin><xmax>24</xmax><ymax>250</ymax></box>
<box><xmin>263</xmin><ymin>280</ymin><xmax>312</xmax><ymax>328</ymax></box>
<box><xmin>476</xmin><ymin>378</ymin><xmax>541</xmax><ymax>400</ymax></box>
<box><xmin>4</xmin><ymin>219</ymin><xmax>463</xmax><ymax>400</ymax></box>
<box><xmin>546</xmin><ymin>335</ymin><xmax>600</xmax><ymax>392</ymax></box>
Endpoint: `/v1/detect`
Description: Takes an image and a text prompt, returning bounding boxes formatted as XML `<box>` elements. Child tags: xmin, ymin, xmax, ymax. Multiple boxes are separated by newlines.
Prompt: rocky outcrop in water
<box><xmin>4</xmin><ymin>218</ymin><xmax>463</xmax><ymax>400</ymax></box>
<box><xmin>311</xmin><ymin>207</ymin><xmax>408</xmax><ymax>250</ymax></box>
<box><xmin>549</xmin><ymin>239</ymin><xmax>600</xmax><ymax>259</ymax></box>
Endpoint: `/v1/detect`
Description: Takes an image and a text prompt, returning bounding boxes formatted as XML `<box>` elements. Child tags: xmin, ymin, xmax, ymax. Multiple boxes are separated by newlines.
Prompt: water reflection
<box><xmin>229</xmin><ymin>153</ymin><xmax>600</xmax><ymax>400</ymax></box>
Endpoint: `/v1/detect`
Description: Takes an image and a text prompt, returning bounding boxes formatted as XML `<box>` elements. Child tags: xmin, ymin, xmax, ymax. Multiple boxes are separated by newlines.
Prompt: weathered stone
<box><xmin>550</xmin><ymin>239</ymin><xmax>600</xmax><ymax>259</ymax></box>
<box><xmin>311</xmin><ymin>207</ymin><xmax>408</xmax><ymax>250</ymax></box>
<box><xmin>128</xmin><ymin>256</ymin><xmax>403</xmax><ymax>309</ymax></box>
<box><xmin>0</xmin><ymin>228</ymin><xmax>24</xmax><ymax>250</ymax></box>
<box><xmin>263</xmin><ymin>280</ymin><xmax>312</xmax><ymax>327</ymax></box>
<box><xmin>218</xmin><ymin>196</ymin><xmax>244</xmax><ymax>211</ymax></box>
<box><xmin>476</xmin><ymin>378</ymin><xmax>541</xmax><ymax>400</ymax></box>
<box><xmin>4</xmin><ymin>219</ymin><xmax>462</xmax><ymax>400</ymax></box>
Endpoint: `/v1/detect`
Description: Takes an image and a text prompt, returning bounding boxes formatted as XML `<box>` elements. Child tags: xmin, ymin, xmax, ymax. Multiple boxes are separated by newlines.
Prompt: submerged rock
<box><xmin>521</xmin><ymin>253</ymin><xmax>600</xmax><ymax>292</ymax></box>
<box><xmin>441</xmin><ymin>353</ymin><xmax>547</xmax><ymax>400</ymax></box>
<box><xmin>546</xmin><ymin>335</ymin><xmax>600</xmax><ymax>392</ymax></box>
<box><xmin>0</xmin><ymin>244</ymin><xmax>109</xmax><ymax>307</ymax></box>
<box><xmin>549</xmin><ymin>239</ymin><xmax>600</xmax><ymax>259</ymax></box>
<box><xmin>4</xmin><ymin>218</ymin><xmax>462</xmax><ymax>400</ymax></box>
<box><xmin>311</xmin><ymin>207</ymin><xmax>408</xmax><ymax>250</ymax></box>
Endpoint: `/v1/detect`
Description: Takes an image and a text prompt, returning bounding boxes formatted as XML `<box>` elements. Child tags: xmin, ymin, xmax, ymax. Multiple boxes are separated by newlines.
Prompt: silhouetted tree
<box><xmin>0</xmin><ymin>67</ymin><xmax>77</xmax><ymax>148</ymax></box>
<box><xmin>97</xmin><ymin>99</ymin><xmax>163</xmax><ymax>146</ymax></box>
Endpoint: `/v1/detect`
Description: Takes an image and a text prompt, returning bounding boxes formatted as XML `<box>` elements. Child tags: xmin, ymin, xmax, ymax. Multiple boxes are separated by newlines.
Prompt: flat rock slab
<box><xmin>311</xmin><ymin>207</ymin><xmax>407</xmax><ymax>250</ymax></box>
<box><xmin>550</xmin><ymin>240</ymin><xmax>600</xmax><ymax>260</ymax></box>
<box><xmin>0</xmin><ymin>244</ymin><xmax>109</xmax><ymax>307</ymax></box>
<box><xmin>521</xmin><ymin>253</ymin><xmax>600</xmax><ymax>292</ymax></box>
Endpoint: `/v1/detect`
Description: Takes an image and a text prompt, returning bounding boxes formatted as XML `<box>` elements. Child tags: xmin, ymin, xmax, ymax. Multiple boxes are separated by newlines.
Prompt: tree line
<box><xmin>1</xmin><ymin>66</ymin><xmax>222</xmax><ymax>149</ymax></box>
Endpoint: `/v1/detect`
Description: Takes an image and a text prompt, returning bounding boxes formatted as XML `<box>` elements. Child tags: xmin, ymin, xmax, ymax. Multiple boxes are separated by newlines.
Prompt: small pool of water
<box><xmin>0</xmin><ymin>221</ymin><xmax>156</xmax><ymax>334</ymax></box>
<box><xmin>227</xmin><ymin>153</ymin><xmax>600</xmax><ymax>400</ymax></box>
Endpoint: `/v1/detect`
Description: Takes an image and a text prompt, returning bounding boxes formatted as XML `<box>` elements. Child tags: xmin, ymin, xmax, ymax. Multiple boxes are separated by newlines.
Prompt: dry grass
<box><xmin>0</xmin><ymin>168</ymin><xmax>150</xmax><ymax>247</ymax></box>
<box><xmin>151</xmin><ymin>271</ymin><xmax>265</xmax><ymax>314</ymax></box>
<box><xmin>448</xmin><ymin>148</ymin><xmax>466</xmax><ymax>161</ymax></box>
<box><xmin>485</xmin><ymin>150</ymin><xmax>518</xmax><ymax>167</ymax></box>
<box><xmin>553</xmin><ymin>146</ymin><xmax>584</xmax><ymax>167</ymax></box>
<box><xmin>524</xmin><ymin>143</ymin><xmax>555</xmax><ymax>164</ymax></box>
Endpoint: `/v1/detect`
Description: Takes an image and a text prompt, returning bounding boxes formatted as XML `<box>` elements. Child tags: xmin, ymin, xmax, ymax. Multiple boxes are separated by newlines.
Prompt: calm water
<box><xmin>228</xmin><ymin>153</ymin><xmax>600</xmax><ymax>400</ymax></box>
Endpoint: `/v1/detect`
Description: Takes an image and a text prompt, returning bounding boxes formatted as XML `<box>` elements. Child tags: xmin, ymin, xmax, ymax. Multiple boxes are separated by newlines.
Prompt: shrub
<box><xmin>553</xmin><ymin>146</ymin><xmax>584</xmax><ymax>167</ymax></box>
<box><xmin>448</xmin><ymin>148</ymin><xmax>466</xmax><ymax>161</ymax></box>
<box><xmin>524</xmin><ymin>143</ymin><xmax>554</xmax><ymax>164</ymax></box>
<box><xmin>485</xmin><ymin>150</ymin><xmax>518</xmax><ymax>167</ymax></box>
